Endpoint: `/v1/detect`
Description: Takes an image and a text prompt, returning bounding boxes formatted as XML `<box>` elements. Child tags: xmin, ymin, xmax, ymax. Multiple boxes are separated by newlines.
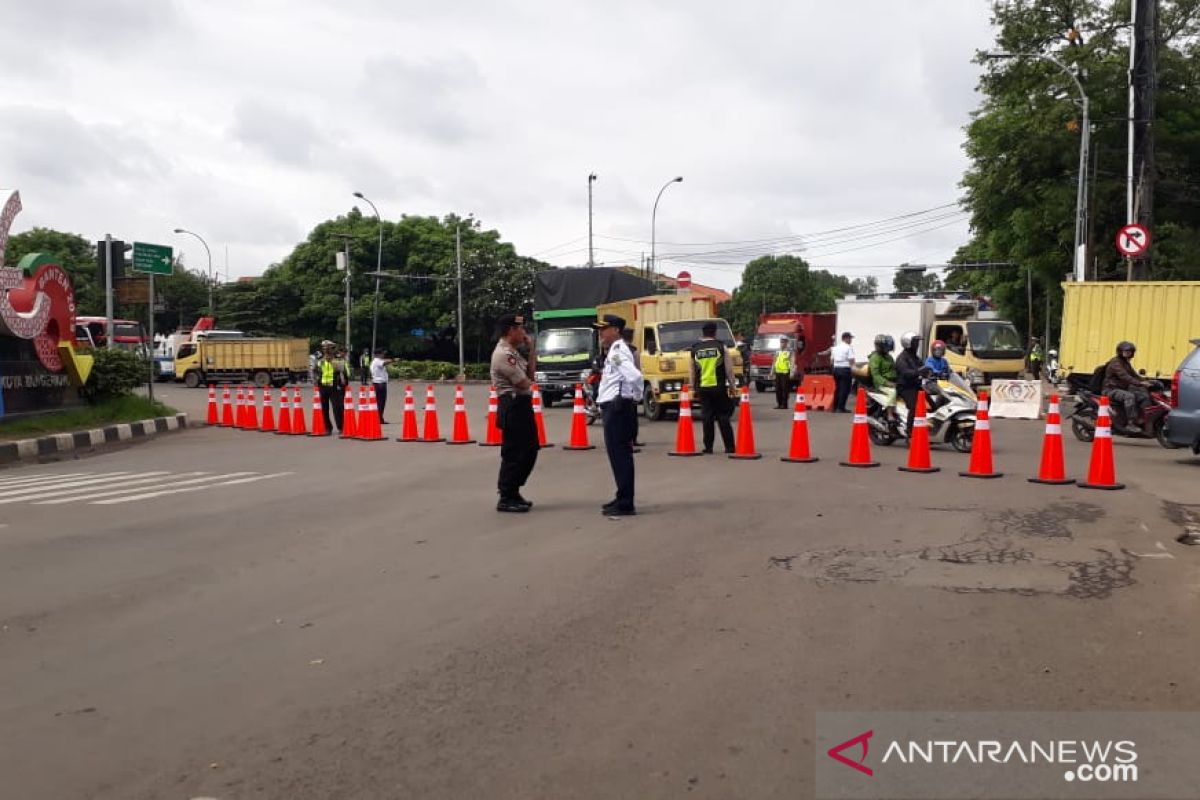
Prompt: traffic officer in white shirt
<box><xmin>828</xmin><ymin>331</ymin><xmax>856</xmax><ymax>413</ymax></box>
<box><xmin>594</xmin><ymin>314</ymin><xmax>642</xmax><ymax>516</ymax></box>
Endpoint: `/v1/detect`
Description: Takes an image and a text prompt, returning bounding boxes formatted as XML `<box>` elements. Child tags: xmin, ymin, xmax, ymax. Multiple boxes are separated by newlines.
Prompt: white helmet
<box><xmin>900</xmin><ymin>331</ymin><xmax>921</xmax><ymax>350</ymax></box>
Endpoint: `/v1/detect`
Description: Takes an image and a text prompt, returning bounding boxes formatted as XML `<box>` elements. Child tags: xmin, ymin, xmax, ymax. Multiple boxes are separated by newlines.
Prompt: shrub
<box><xmin>385</xmin><ymin>360</ymin><xmax>490</xmax><ymax>381</ymax></box>
<box><xmin>83</xmin><ymin>348</ymin><xmax>149</xmax><ymax>403</ymax></box>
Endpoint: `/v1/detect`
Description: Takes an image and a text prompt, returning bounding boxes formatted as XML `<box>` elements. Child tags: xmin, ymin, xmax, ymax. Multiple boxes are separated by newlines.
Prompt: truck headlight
<box><xmin>535</xmin><ymin>371</ymin><xmax>547</xmax><ymax>383</ymax></box>
<box><xmin>965</xmin><ymin>368</ymin><xmax>985</xmax><ymax>385</ymax></box>
<box><xmin>579</xmin><ymin>370</ymin><xmax>592</xmax><ymax>381</ymax></box>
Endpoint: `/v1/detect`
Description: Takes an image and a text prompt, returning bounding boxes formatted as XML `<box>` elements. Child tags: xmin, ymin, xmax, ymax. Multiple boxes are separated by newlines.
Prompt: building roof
<box><xmin>614</xmin><ymin>266</ymin><xmax>732</xmax><ymax>304</ymax></box>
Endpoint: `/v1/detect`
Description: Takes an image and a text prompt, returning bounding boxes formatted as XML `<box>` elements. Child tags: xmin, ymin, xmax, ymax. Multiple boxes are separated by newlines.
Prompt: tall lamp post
<box><xmin>985</xmin><ymin>52</ymin><xmax>1090</xmax><ymax>282</ymax></box>
<box><xmin>353</xmin><ymin>192</ymin><xmax>384</xmax><ymax>355</ymax></box>
<box><xmin>650</xmin><ymin>176</ymin><xmax>683</xmax><ymax>279</ymax></box>
<box><xmin>455</xmin><ymin>215</ymin><xmax>473</xmax><ymax>381</ymax></box>
<box><xmin>587</xmin><ymin>173</ymin><xmax>597</xmax><ymax>268</ymax></box>
<box><xmin>333</xmin><ymin>234</ymin><xmax>354</xmax><ymax>354</ymax></box>
<box><xmin>172</xmin><ymin>228</ymin><xmax>214</xmax><ymax>313</ymax></box>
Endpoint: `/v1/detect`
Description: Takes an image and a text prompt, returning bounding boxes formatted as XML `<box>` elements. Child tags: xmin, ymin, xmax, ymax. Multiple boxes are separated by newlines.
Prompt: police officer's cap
<box><xmin>497</xmin><ymin>314</ymin><xmax>526</xmax><ymax>332</ymax></box>
<box><xmin>593</xmin><ymin>314</ymin><xmax>626</xmax><ymax>331</ymax></box>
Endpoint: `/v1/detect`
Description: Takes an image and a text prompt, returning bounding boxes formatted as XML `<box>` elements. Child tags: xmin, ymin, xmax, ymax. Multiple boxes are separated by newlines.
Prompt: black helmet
<box><xmin>874</xmin><ymin>334</ymin><xmax>895</xmax><ymax>353</ymax></box>
<box><xmin>1116</xmin><ymin>341</ymin><xmax>1136</xmax><ymax>356</ymax></box>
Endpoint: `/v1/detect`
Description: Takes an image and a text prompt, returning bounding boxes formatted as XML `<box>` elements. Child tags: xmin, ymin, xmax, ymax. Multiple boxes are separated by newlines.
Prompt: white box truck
<box><xmin>835</xmin><ymin>294</ymin><xmax>1026</xmax><ymax>385</ymax></box>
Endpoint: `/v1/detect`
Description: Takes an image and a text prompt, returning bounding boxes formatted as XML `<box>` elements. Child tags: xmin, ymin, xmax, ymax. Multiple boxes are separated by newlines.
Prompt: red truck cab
<box><xmin>749</xmin><ymin>312</ymin><xmax>836</xmax><ymax>392</ymax></box>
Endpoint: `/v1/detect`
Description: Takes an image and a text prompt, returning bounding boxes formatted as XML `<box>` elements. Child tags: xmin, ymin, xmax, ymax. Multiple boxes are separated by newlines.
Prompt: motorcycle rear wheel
<box><xmin>868</xmin><ymin>424</ymin><xmax>896</xmax><ymax>447</ymax></box>
<box><xmin>949</xmin><ymin>423</ymin><xmax>973</xmax><ymax>453</ymax></box>
<box><xmin>1071</xmin><ymin>418</ymin><xmax>1095</xmax><ymax>443</ymax></box>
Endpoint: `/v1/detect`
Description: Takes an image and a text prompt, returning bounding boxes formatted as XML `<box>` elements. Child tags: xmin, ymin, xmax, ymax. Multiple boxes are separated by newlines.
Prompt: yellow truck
<box><xmin>1060</xmin><ymin>281</ymin><xmax>1200</xmax><ymax>380</ymax></box>
<box><xmin>597</xmin><ymin>294</ymin><xmax>742</xmax><ymax>420</ymax></box>
<box><xmin>175</xmin><ymin>337</ymin><xmax>310</xmax><ymax>388</ymax></box>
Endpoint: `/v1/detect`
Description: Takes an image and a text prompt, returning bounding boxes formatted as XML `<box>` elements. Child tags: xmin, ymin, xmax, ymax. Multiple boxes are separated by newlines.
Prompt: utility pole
<box><xmin>104</xmin><ymin>234</ymin><xmax>114</xmax><ymax>349</ymax></box>
<box><xmin>1129</xmin><ymin>0</ymin><xmax>1158</xmax><ymax>280</ymax></box>
<box><xmin>333</xmin><ymin>234</ymin><xmax>353</xmax><ymax>354</ymax></box>
<box><xmin>455</xmin><ymin>218</ymin><xmax>468</xmax><ymax>381</ymax></box>
<box><xmin>587</xmin><ymin>173</ymin><xmax>597</xmax><ymax>268</ymax></box>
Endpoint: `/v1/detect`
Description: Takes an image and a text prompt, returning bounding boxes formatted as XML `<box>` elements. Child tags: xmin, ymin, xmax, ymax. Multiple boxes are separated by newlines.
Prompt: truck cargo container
<box><xmin>174</xmin><ymin>337</ymin><xmax>309</xmax><ymax>388</ymax></box>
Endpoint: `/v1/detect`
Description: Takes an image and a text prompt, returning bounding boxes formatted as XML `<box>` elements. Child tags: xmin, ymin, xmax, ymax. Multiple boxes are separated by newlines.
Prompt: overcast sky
<box><xmin>2</xmin><ymin>0</ymin><xmax>995</xmax><ymax>291</ymax></box>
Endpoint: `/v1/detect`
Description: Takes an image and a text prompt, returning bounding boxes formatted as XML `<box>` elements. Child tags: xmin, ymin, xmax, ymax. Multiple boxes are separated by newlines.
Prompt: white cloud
<box><xmin>3</xmin><ymin>0</ymin><xmax>998</xmax><ymax>293</ymax></box>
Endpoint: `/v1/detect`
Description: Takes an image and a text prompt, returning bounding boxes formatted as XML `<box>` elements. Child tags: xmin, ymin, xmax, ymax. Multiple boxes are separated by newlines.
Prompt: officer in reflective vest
<box><xmin>316</xmin><ymin>340</ymin><xmax>351</xmax><ymax>433</ymax></box>
<box><xmin>690</xmin><ymin>322</ymin><xmax>737</xmax><ymax>454</ymax></box>
<box><xmin>773</xmin><ymin>339</ymin><xmax>795</xmax><ymax>409</ymax></box>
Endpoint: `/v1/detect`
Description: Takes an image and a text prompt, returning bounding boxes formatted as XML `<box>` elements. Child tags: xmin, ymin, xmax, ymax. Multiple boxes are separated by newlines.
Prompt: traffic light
<box><xmin>95</xmin><ymin>240</ymin><xmax>132</xmax><ymax>282</ymax></box>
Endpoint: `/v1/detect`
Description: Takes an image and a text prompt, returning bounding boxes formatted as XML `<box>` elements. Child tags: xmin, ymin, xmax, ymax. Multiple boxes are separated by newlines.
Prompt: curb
<box><xmin>0</xmin><ymin>413</ymin><xmax>190</xmax><ymax>466</ymax></box>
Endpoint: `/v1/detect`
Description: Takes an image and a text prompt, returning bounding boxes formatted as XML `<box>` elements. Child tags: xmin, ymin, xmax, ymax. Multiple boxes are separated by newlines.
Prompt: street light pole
<box><xmin>456</xmin><ymin>217</ymin><xmax>466</xmax><ymax>381</ymax></box>
<box><xmin>587</xmin><ymin>173</ymin><xmax>597</xmax><ymax>268</ymax></box>
<box><xmin>353</xmin><ymin>192</ymin><xmax>384</xmax><ymax>355</ymax></box>
<box><xmin>650</xmin><ymin>176</ymin><xmax>683</xmax><ymax>280</ymax></box>
<box><xmin>333</xmin><ymin>234</ymin><xmax>354</xmax><ymax>354</ymax></box>
<box><xmin>985</xmin><ymin>52</ymin><xmax>1089</xmax><ymax>282</ymax></box>
<box><xmin>172</xmin><ymin>228</ymin><xmax>214</xmax><ymax>313</ymax></box>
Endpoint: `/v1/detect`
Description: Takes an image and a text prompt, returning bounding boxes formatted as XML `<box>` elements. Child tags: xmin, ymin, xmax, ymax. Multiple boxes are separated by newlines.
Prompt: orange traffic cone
<box><xmin>206</xmin><ymin>385</ymin><xmax>219</xmax><ymax>425</ymax></box>
<box><xmin>357</xmin><ymin>386</ymin><xmax>385</xmax><ymax>441</ymax></box>
<box><xmin>276</xmin><ymin>386</ymin><xmax>293</xmax><ymax>435</ymax></box>
<box><xmin>446</xmin><ymin>385</ymin><xmax>475</xmax><ymax>445</ymax></box>
<box><xmin>341</xmin><ymin>385</ymin><xmax>358</xmax><ymax>439</ymax></box>
<box><xmin>532</xmin><ymin>383</ymin><xmax>554</xmax><ymax>448</ymax></box>
<box><xmin>220</xmin><ymin>386</ymin><xmax>234</xmax><ymax>427</ymax></box>
<box><xmin>563</xmin><ymin>384</ymin><xmax>596</xmax><ymax>451</ymax></box>
<box><xmin>397</xmin><ymin>385</ymin><xmax>420</xmax><ymax>442</ymax></box>
<box><xmin>959</xmin><ymin>390</ymin><xmax>1002</xmax><ymax>479</ymax></box>
<box><xmin>729</xmin><ymin>386</ymin><xmax>762</xmax><ymax>460</ymax></box>
<box><xmin>290</xmin><ymin>386</ymin><xmax>307</xmax><ymax>435</ymax></box>
<box><xmin>899</xmin><ymin>391</ymin><xmax>938</xmax><ymax>473</ymax></box>
<box><xmin>260</xmin><ymin>387</ymin><xmax>276</xmax><ymax>432</ymax></box>
<box><xmin>234</xmin><ymin>385</ymin><xmax>246</xmax><ymax>429</ymax></box>
<box><xmin>840</xmin><ymin>388</ymin><xmax>880</xmax><ymax>468</ymax></box>
<box><xmin>1078</xmin><ymin>396</ymin><xmax>1124</xmax><ymax>490</ymax></box>
<box><xmin>309</xmin><ymin>386</ymin><xmax>329</xmax><ymax>436</ymax></box>
<box><xmin>479</xmin><ymin>385</ymin><xmax>502</xmax><ymax>447</ymax></box>
<box><xmin>1029</xmin><ymin>394</ymin><xmax>1073</xmax><ymax>485</ymax></box>
<box><xmin>244</xmin><ymin>386</ymin><xmax>259</xmax><ymax>431</ymax></box>
<box><xmin>421</xmin><ymin>384</ymin><xmax>445</xmax><ymax>442</ymax></box>
<box><xmin>781</xmin><ymin>391</ymin><xmax>818</xmax><ymax>463</ymax></box>
<box><xmin>669</xmin><ymin>384</ymin><xmax>702</xmax><ymax>457</ymax></box>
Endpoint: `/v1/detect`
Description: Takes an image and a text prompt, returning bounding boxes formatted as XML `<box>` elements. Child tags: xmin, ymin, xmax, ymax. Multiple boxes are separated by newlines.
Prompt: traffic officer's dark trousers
<box><xmin>833</xmin><ymin>367</ymin><xmax>853</xmax><ymax>412</ymax></box>
<box><xmin>373</xmin><ymin>382</ymin><xmax>388</xmax><ymax>421</ymax></box>
<box><xmin>774</xmin><ymin>373</ymin><xmax>791</xmax><ymax>408</ymax></box>
<box><xmin>319</xmin><ymin>384</ymin><xmax>343</xmax><ymax>432</ymax></box>
<box><xmin>697</xmin><ymin>387</ymin><xmax>735</xmax><ymax>452</ymax></box>
<box><xmin>497</xmin><ymin>395</ymin><xmax>539</xmax><ymax>499</ymax></box>
<box><xmin>601</xmin><ymin>398</ymin><xmax>637</xmax><ymax>510</ymax></box>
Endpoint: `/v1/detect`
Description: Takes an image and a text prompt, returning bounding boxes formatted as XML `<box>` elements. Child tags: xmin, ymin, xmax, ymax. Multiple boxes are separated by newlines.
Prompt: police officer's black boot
<box><xmin>497</xmin><ymin>494</ymin><xmax>530</xmax><ymax>513</ymax></box>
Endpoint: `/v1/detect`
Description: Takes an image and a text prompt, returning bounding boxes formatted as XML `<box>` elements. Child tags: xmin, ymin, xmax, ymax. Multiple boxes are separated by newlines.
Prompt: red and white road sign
<box><xmin>1115</xmin><ymin>224</ymin><xmax>1151</xmax><ymax>257</ymax></box>
<box><xmin>676</xmin><ymin>270</ymin><xmax>692</xmax><ymax>290</ymax></box>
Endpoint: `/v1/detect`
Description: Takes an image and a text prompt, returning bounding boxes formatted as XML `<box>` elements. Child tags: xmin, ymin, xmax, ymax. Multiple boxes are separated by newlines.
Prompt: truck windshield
<box><xmin>751</xmin><ymin>334</ymin><xmax>788</xmax><ymax>352</ymax></box>
<box><xmin>967</xmin><ymin>322</ymin><xmax>1024</xmax><ymax>358</ymax></box>
<box><xmin>658</xmin><ymin>321</ymin><xmax>734</xmax><ymax>352</ymax></box>
<box><xmin>536</xmin><ymin>328</ymin><xmax>593</xmax><ymax>356</ymax></box>
<box><xmin>114</xmin><ymin>323</ymin><xmax>144</xmax><ymax>340</ymax></box>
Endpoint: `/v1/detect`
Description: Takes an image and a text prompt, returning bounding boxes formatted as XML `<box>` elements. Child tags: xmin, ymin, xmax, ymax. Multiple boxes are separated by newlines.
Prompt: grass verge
<box><xmin>0</xmin><ymin>396</ymin><xmax>178</xmax><ymax>440</ymax></box>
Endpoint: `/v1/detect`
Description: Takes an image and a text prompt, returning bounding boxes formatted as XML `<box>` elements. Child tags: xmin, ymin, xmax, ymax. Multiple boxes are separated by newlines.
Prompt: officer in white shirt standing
<box><xmin>594</xmin><ymin>314</ymin><xmax>642</xmax><ymax>517</ymax></box>
<box><xmin>828</xmin><ymin>332</ymin><xmax>856</xmax><ymax>413</ymax></box>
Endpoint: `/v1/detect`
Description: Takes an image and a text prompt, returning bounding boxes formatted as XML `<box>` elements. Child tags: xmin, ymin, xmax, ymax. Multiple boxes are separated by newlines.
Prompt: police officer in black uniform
<box><xmin>491</xmin><ymin>314</ymin><xmax>539</xmax><ymax>512</ymax></box>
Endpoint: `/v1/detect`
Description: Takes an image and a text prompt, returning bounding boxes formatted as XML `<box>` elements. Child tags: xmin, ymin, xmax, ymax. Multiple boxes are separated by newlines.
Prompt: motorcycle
<box><xmin>861</xmin><ymin>371</ymin><xmax>977</xmax><ymax>453</ymax></box>
<box><xmin>1068</xmin><ymin>368</ymin><xmax>1175</xmax><ymax>448</ymax></box>
<box><xmin>582</xmin><ymin>370</ymin><xmax>601</xmax><ymax>426</ymax></box>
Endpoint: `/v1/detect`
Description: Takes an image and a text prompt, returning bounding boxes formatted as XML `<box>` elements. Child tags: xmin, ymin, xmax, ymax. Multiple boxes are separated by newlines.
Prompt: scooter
<box><xmin>862</xmin><ymin>371</ymin><xmax>977</xmax><ymax>453</ymax></box>
<box><xmin>1068</xmin><ymin>370</ymin><xmax>1175</xmax><ymax>448</ymax></box>
<box><xmin>582</xmin><ymin>371</ymin><xmax>601</xmax><ymax>426</ymax></box>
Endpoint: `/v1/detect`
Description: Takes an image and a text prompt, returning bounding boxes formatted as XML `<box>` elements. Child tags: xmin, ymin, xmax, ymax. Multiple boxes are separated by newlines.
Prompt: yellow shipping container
<box><xmin>1060</xmin><ymin>281</ymin><xmax>1200</xmax><ymax>379</ymax></box>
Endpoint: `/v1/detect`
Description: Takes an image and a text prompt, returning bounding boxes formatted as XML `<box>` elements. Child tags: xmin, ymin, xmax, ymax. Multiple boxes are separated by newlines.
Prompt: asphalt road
<box><xmin>3</xmin><ymin>382</ymin><xmax>1199</xmax><ymax>799</ymax></box>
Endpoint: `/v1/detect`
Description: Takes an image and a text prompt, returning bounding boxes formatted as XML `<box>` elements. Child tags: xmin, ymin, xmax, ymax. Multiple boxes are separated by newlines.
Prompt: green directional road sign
<box><xmin>132</xmin><ymin>241</ymin><xmax>174</xmax><ymax>275</ymax></box>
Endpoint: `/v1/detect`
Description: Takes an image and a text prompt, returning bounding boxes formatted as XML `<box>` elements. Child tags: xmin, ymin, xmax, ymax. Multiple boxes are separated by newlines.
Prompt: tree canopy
<box><xmin>948</xmin><ymin>0</ymin><xmax>1200</xmax><ymax>342</ymax></box>
<box><xmin>720</xmin><ymin>255</ymin><xmax>861</xmax><ymax>336</ymax></box>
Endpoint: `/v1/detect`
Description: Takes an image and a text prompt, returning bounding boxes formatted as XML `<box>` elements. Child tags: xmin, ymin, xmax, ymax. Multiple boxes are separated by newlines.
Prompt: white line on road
<box><xmin>0</xmin><ymin>472</ymin><xmax>170</xmax><ymax>503</ymax></box>
<box><xmin>29</xmin><ymin>473</ymin><xmax>212</xmax><ymax>505</ymax></box>
<box><xmin>91</xmin><ymin>472</ymin><xmax>294</xmax><ymax>504</ymax></box>
<box><xmin>0</xmin><ymin>473</ymin><xmax>92</xmax><ymax>489</ymax></box>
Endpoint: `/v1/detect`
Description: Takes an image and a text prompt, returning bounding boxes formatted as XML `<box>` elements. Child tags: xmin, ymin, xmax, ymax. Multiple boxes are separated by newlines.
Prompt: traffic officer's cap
<box><xmin>593</xmin><ymin>314</ymin><xmax>626</xmax><ymax>331</ymax></box>
<box><xmin>497</xmin><ymin>314</ymin><xmax>526</xmax><ymax>332</ymax></box>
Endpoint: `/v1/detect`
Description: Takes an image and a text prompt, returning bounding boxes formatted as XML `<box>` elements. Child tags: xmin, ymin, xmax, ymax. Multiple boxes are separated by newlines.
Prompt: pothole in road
<box><xmin>769</xmin><ymin>502</ymin><xmax>1137</xmax><ymax>599</ymax></box>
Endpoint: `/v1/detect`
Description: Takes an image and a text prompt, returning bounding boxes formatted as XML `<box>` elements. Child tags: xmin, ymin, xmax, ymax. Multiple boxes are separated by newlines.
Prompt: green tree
<box><xmin>722</xmin><ymin>255</ymin><xmax>857</xmax><ymax>336</ymax></box>
<box><xmin>893</xmin><ymin>265</ymin><xmax>942</xmax><ymax>292</ymax></box>
<box><xmin>950</xmin><ymin>0</ymin><xmax>1200</xmax><ymax>343</ymax></box>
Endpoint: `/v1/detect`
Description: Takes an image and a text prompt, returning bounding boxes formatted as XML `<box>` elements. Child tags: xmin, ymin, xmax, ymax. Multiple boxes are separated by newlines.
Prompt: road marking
<box><xmin>91</xmin><ymin>472</ymin><xmax>294</xmax><ymax>504</ymax></box>
<box><xmin>0</xmin><ymin>472</ymin><xmax>92</xmax><ymax>489</ymax></box>
<box><xmin>29</xmin><ymin>472</ymin><xmax>212</xmax><ymax>504</ymax></box>
<box><xmin>0</xmin><ymin>472</ymin><xmax>170</xmax><ymax>503</ymax></box>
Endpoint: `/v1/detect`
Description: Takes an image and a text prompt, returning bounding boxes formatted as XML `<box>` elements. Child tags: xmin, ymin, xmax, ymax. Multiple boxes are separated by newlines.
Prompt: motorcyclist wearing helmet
<box><xmin>868</xmin><ymin>334</ymin><xmax>898</xmax><ymax>420</ymax></box>
<box><xmin>924</xmin><ymin>340</ymin><xmax>950</xmax><ymax>379</ymax></box>
<box><xmin>1102</xmin><ymin>341</ymin><xmax>1152</xmax><ymax>432</ymax></box>
<box><xmin>895</xmin><ymin>331</ymin><xmax>924</xmax><ymax>435</ymax></box>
